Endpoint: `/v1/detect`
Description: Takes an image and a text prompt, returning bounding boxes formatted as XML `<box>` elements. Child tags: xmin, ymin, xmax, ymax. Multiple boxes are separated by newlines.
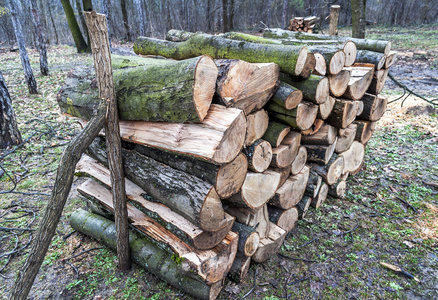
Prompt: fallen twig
<box><xmin>277</xmin><ymin>253</ymin><xmax>317</xmax><ymax>263</ymax></box>
<box><xmin>380</xmin><ymin>261</ymin><xmax>421</xmax><ymax>283</ymax></box>
<box><xmin>288</xmin><ymin>276</ymin><xmax>309</xmax><ymax>286</ymax></box>
<box><xmin>388</xmin><ymin>72</ymin><xmax>438</xmax><ymax>107</ymax></box>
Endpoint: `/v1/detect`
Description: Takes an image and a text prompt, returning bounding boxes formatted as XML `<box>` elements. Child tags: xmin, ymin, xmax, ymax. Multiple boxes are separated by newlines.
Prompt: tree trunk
<box><xmin>69</xmin><ymin>209</ymin><xmax>231</xmax><ymax>300</ymax></box>
<box><xmin>30</xmin><ymin>0</ymin><xmax>48</xmax><ymax>76</ymax></box>
<box><xmin>10</xmin><ymin>100</ymin><xmax>107</xmax><ymax>300</ymax></box>
<box><xmin>100</xmin><ymin>0</ymin><xmax>112</xmax><ymax>50</ymax></box>
<box><xmin>281</xmin><ymin>0</ymin><xmax>288</xmax><ymax>29</ymax></box>
<box><xmin>0</xmin><ymin>71</ymin><xmax>22</xmax><ymax>148</ymax></box>
<box><xmin>355</xmin><ymin>50</ymin><xmax>386</xmax><ymax>70</ymax></box>
<box><xmin>222</xmin><ymin>0</ymin><xmax>229</xmax><ymax>33</ymax></box>
<box><xmin>60</xmin><ymin>0</ymin><xmax>88</xmax><ymax>53</ymax></box>
<box><xmin>134</xmin><ymin>0</ymin><xmax>145</xmax><ymax>36</ymax></box>
<box><xmin>47</xmin><ymin>2</ymin><xmax>59</xmax><ymax>44</ymax></box>
<box><xmin>245</xmin><ymin>110</ymin><xmax>269</xmax><ymax>146</ymax></box>
<box><xmin>7</xmin><ymin>0</ymin><xmax>38</xmax><ymax>94</ymax></box>
<box><xmin>120</xmin><ymin>0</ymin><xmax>131</xmax><ymax>41</ymax></box>
<box><xmin>229</xmin><ymin>0</ymin><xmax>235</xmax><ymax>30</ymax></box>
<box><xmin>329</xmin><ymin>5</ymin><xmax>340</xmax><ymax>35</ymax></box>
<box><xmin>352</xmin><ymin>0</ymin><xmax>366</xmax><ymax>39</ymax></box>
<box><xmin>134</xmin><ymin>33</ymin><xmax>314</xmax><ymax>77</ymax></box>
<box><xmin>266</xmin><ymin>0</ymin><xmax>272</xmax><ymax>27</ymax></box>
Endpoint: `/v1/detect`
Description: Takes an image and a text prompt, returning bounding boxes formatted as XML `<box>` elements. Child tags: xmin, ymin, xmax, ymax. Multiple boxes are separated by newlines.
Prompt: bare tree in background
<box><xmin>30</xmin><ymin>0</ymin><xmax>49</xmax><ymax>76</ymax></box>
<box><xmin>222</xmin><ymin>0</ymin><xmax>229</xmax><ymax>32</ymax></box>
<box><xmin>100</xmin><ymin>0</ymin><xmax>112</xmax><ymax>50</ymax></box>
<box><xmin>120</xmin><ymin>0</ymin><xmax>131</xmax><ymax>41</ymax></box>
<box><xmin>282</xmin><ymin>0</ymin><xmax>288</xmax><ymax>29</ymax></box>
<box><xmin>60</xmin><ymin>0</ymin><xmax>88</xmax><ymax>52</ymax></box>
<box><xmin>134</xmin><ymin>0</ymin><xmax>145</xmax><ymax>36</ymax></box>
<box><xmin>6</xmin><ymin>0</ymin><xmax>38</xmax><ymax>94</ymax></box>
<box><xmin>352</xmin><ymin>0</ymin><xmax>366</xmax><ymax>38</ymax></box>
<box><xmin>0</xmin><ymin>70</ymin><xmax>22</xmax><ymax>149</ymax></box>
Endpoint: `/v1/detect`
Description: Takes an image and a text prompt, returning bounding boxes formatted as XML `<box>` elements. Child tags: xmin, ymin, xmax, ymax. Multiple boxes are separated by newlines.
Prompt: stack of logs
<box><xmin>58</xmin><ymin>28</ymin><xmax>396</xmax><ymax>300</ymax></box>
<box><xmin>287</xmin><ymin>16</ymin><xmax>319</xmax><ymax>33</ymax></box>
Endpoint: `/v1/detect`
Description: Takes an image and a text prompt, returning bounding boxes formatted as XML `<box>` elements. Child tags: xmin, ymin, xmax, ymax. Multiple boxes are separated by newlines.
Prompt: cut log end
<box><xmin>194</xmin><ymin>55</ymin><xmax>219</xmax><ymax>121</ymax></box>
<box><xmin>313</xmin><ymin>53</ymin><xmax>327</xmax><ymax>76</ymax></box>
<box><xmin>216</xmin><ymin>153</ymin><xmax>248</xmax><ymax>199</ymax></box>
<box><xmin>315</xmin><ymin>77</ymin><xmax>330</xmax><ymax>104</ymax></box>
<box><xmin>286</xmin><ymin>90</ymin><xmax>304</xmax><ymax>109</ymax></box>
<box><xmin>329</xmin><ymin>69</ymin><xmax>351</xmax><ymax>97</ymax></box>
<box><xmin>247</xmin><ymin>140</ymin><xmax>273</xmax><ymax>173</ymax></box>
<box><xmin>343</xmin><ymin>41</ymin><xmax>357</xmax><ymax>67</ymax></box>
<box><xmin>329</xmin><ymin>51</ymin><xmax>346</xmax><ymax>75</ymax></box>
<box><xmin>291</xmin><ymin>146</ymin><xmax>307</xmax><ymax>175</ymax></box>
<box><xmin>200</xmin><ymin>188</ymin><xmax>227</xmax><ymax>232</ymax></box>
<box><xmin>244</xmin><ymin>232</ymin><xmax>260</xmax><ymax>257</ymax></box>
<box><xmin>311</xmin><ymin>182</ymin><xmax>328</xmax><ymax>208</ymax></box>
<box><xmin>297</xmin><ymin>102</ymin><xmax>319</xmax><ymax>130</ymax></box>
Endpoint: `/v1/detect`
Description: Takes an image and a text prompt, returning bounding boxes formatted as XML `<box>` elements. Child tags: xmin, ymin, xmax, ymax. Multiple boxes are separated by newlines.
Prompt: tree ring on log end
<box><xmin>315</xmin><ymin>77</ymin><xmax>329</xmax><ymax>104</ymax></box>
<box><xmin>244</xmin><ymin>232</ymin><xmax>260</xmax><ymax>256</ymax></box>
<box><xmin>294</xmin><ymin>47</ymin><xmax>309</xmax><ymax>76</ymax></box>
<box><xmin>216</xmin><ymin>153</ymin><xmax>248</xmax><ymax>198</ymax></box>
<box><xmin>329</xmin><ymin>51</ymin><xmax>345</xmax><ymax>75</ymax></box>
<box><xmin>343</xmin><ymin>41</ymin><xmax>357</xmax><ymax>67</ymax></box>
<box><xmin>193</xmin><ymin>55</ymin><xmax>218</xmax><ymax>121</ymax></box>
<box><xmin>199</xmin><ymin>188</ymin><xmax>227</xmax><ymax>232</ymax></box>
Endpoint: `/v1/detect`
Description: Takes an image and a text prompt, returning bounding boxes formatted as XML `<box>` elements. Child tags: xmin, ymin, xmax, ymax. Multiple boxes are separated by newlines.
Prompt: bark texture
<box><xmin>0</xmin><ymin>71</ymin><xmax>22</xmax><ymax>148</ymax></box>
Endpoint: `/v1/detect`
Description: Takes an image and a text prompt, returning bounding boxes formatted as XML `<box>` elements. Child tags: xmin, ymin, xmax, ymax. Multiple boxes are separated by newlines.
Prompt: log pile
<box><xmin>58</xmin><ymin>29</ymin><xmax>396</xmax><ymax>300</ymax></box>
<box><xmin>287</xmin><ymin>16</ymin><xmax>319</xmax><ymax>33</ymax></box>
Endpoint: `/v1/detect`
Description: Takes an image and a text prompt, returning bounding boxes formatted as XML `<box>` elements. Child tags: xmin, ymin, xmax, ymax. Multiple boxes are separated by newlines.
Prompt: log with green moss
<box><xmin>70</xmin><ymin>209</ymin><xmax>233</xmax><ymax>300</ymax></box>
<box><xmin>262</xmin><ymin>121</ymin><xmax>291</xmax><ymax>147</ymax></box>
<box><xmin>268</xmin><ymin>101</ymin><xmax>318</xmax><ymax>131</ymax></box>
<box><xmin>263</xmin><ymin>28</ymin><xmax>391</xmax><ymax>55</ymax></box>
<box><xmin>58</xmin><ymin>55</ymin><xmax>217</xmax><ymax>122</ymax></box>
<box><xmin>355</xmin><ymin>50</ymin><xmax>386</xmax><ymax>70</ymax></box>
<box><xmin>280</xmin><ymin>74</ymin><xmax>329</xmax><ymax>104</ymax></box>
<box><xmin>270</xmin><ymin>82</ymin><xmax>303</xmax><ymax>110</ymax></box>
<box><xmin>133</xmin><ymin>33</ymin><xmax>315</xmax><ymax>77</ymax></box>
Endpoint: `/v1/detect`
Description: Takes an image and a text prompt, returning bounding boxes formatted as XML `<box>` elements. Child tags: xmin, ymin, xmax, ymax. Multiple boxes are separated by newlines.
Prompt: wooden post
<box><xmin>0</xmin><ymin>71</ymin><xmax>22</xmax><ymax>148</ymax></box>
<box><xmin>329</xmin><ymin>5</ymin><xmax>340</xmax><ymax>36</ymax></box>
<box><xmin>84</xmin><ymin>11</ymin><xmax>131</xmax><ymax>270</ymax></box>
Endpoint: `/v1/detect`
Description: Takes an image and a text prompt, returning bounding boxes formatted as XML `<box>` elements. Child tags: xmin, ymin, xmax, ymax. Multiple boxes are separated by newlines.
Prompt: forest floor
<box><xmin>0</xmin><ymin>24</ymin><xmax>437</xmax><ymax>300</ymax></box>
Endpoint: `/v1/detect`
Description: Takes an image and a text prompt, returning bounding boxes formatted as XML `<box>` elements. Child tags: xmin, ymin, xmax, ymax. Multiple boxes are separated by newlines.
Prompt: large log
<box><xmin>80</xmin><ymin>104</ymin><xmax>246</xmax><ymax>164</ymax></box>
<box><xmin>342</xmin><ymin>66</ymin><xmax>374</xmax><ymax>100</ymax></box>
<box><xmin>354</xmin><ymin>120</ymin><xmax>376</xmax><ymax>144</ymax></box>
<box><xmin>225</xmin><ymin>205</ymin><xmax>271</xmax><ymax>239</ymax></box>
<box><xmin>325</xmin><ymin>99</ymin><xmax>359</xmax><ymax>129</ymax></box>
<box><xmin>309</xmin><ymin>154</ymin><xmax>344</xmax><ymax>185</ymax></box>
<box><xmin>70</xmin><ymin>209</ymin><xmax>231</xmax><ymax>299</ymax></box>
<box><xmin>328</xmin><ymin>69</ymin><xmax>351</xmax><ymax>97</ymax></box>
<box><xmin>335</xmin><ymin>123</ymin><xmax>357</xmax><ymax>153</ymax></box>
<box><xmin>231</xmin><ymin>222</ymin><xmax>260</xmax><ymax>257</ymax></box>
<box><xmin>267</xmin><ymin>205</ymin><xmax>299</xmax><ymax>233</ymax></box>
<box><xmin>78</xmin><ymin>178</ymin><xmax>234</xmax><ymax>250</ymax></box>
<box><xmin>134</xmin><ymin>33</ymin><xmax>315</xmax><ymax>77</ymax></box>
<box><xmin>301</xmin><ymin>123</ymin><xmax>337</xmax><ymax>145</ymax></box>
<box><xmin>79</xmin><ymin>149</ymin><xmax>227</xmax><ymax>233</ymax></box>
<box><xmin>224</xmin><ymin>170</ymin><xmax>281</xmax><ymax>209</ymax></box>
<box><xmin>291</xmin><ymin>146</ymin><xmax>307</xmax><ymax>175</ymax></box>
<box><xmin>262</xmin><ymin>121</ymin><xmax>291</xmax><ymax>147</ymax></box>
<box><xmin>127</xmin><ymin>139</ymin><xmax>247</xmax><ymax>199</ymax></box>
<box><xmin>339</xmin><ymin>141</ymin><xmax>365</xmax><ymax>173</ymax></box>
<box><xmin>358</xmin><ymin>94</ymin><xmax>388</xmax><ymax>121</ymax></box>
<box><xmin>215</xmin><ymin>59</ymin><xmax>279</xmax><ymax>115</ymax></box>
<box><xmin>245</xmin><ymin>109</ymin><xmax>269</xmax><ymax>146</ymax></box>
<box><xmin>252</xmin><ymin>223</ymin><xmax>286</xmax><ymax>263</ymax></box>
<box><xmin>280</xmin><ymin>74</ymin><xmax>329</xmax><ymax>104</ymax></box>
<box><xmin>243</xmin><ymin>139</ymin><xmax>272</xmax><ymax>173</ymax></box>
<box><xmin>269</xmin><ymin>166</ymin><xmax>309</xmax><ymax>210</ymax></box>
<box><xmin>263</xmin><ymin>28</ymin><xmax>391</xmax><ymax>55</ymax></box>
<box><xmin>270</xmin><ymin>82</ymin><xmax>303</xmax><ymax>110</ymax></box>
<box><xmin>269</xmin><ymin>101</ymin><xmax>318</xmax><ymax>131</ymax></box>
<box><xmin>57</xmin><ymin>55</ymin><xmax>217</xmax><ymax>123</ymax></box>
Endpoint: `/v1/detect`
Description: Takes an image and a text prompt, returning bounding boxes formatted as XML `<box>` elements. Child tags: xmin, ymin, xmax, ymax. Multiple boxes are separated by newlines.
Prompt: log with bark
<box><xmin>263</xmin><ymin>28</ymin><xmax>392</xmax><ymax>55</ymax></box>
<box><xmin>57</xmin><ymin>55</ymin><xmax>217</xmax><ymax>122</ymax></box>
<box><xmin>224</xmin><ymin>170</ymin><xmax>281</xmax><ymax>209</ymax></box>
<box><xmin>245</xmin><ymin>109</ymin><xmax>269</xmax><ymax>146</ymax></box>
<box><xmin>280</xmin><ymin>74</ymin><xmax>329</xmax><ymax>104</ymax></box>
<box><xmin>79</xmin><ymin>104</ymin><xmax>246</xmax><ymax>164</ymax></box>
<box><xmin>267</xmin><ymin>205</ymin><xmax>299</xmax><ymax>233</ymax></box>
<box><xmin>70</xmin><ymin>209</ymin><xmax>233</xmax><ymax>299</ymax></box>
<box><xmin>301</xmin><ymin>119</ymin><xmax>325</xmax><ymax>135</ymax></box>
<box><xmin>127</xmin><ymin>139</ymin><xmax>247</xmax><ymax>199</ymax></box>
<box><xmin>325</xmin><ymin>99</ymin><xmax>359</xmax><ymax>129</ymax></box>
<box><xmin>308</xmin><ymin>154</ymin><xmax>344</xmax><ymax>185</ymax></box>
<box><xmin>335</xmin><ymin>123</ymin><xmax>357</xmax><ymax>153</ymax></box>
<box><xmin>78</xmin><ymin>149</ymin><xmax>227</xmax><ymax>233</ymax></box>
<box><xmin>328</xmin><ymin>180</ymin><xmax>347</xmax><ymax>198</ymax></box>
<box><xmin>306</xmin><ymin>46</ymin><xmax>345</xmax><ymax>75</ymax></box>
<box><xmin>357</xmin><ymin>94</ymin><xmax>388</xmax><ymax>121</ymax></box>
<box><xmin>231</xmin><ymin>222</ymin><xmax>260</xmax><ymax>257</ymax></box>
<box><xmin>225</xmin><ymin>205</ymin><xmax>271</xmax><ymax>239</ymax></box>
<box><xmin>305</xmin><ymin>170</ymin><xmax>322</xmax><ymax>198</ymax></box>
<box><xmin>269</xmin><ymin>166</ymin><xmax>309</xmax><ymax>209</ymax></box>
<box><xmin>270</xmin><ymin>82</ymin><xmax>303</xmax><ymax>110</ymax></box>
<box><xmin>367</xmin><ymin>68</ymin><xmax>389</xmax><ymax>95</ymax></box>
<box><xmin>354</xmin><ymin>120</ymin><xmax>376</xmax><ymax>144</ymax></box>
<box><xmin>272</xmin><ymin>131</ymin><xmax>301</xmax><ymax>168</ymax></box>
<box><xmin>301</xmin><ymin>123</ymin><xmax>337</xmax><ymax>145</ymax></box>
<box><xmin>339</xmin><ymin>141</ymin><xmax>365</xmax><ymax>174</ymax></box>
<box><xmin>296</xmin><ymin>196</ymin><xmax>312</xmax><ymax>219</ymax></box>
<box><xmin>328</xmin><ymin>69</ymin><xmax>352</xmax><ymax>97</ymax></box>
<box><xmin>134</xmin><ymin>33</ymin><xmax>315</xmax><ymax>77</ymax></box>
<box><xmin>228</xmin><ymin>253</ymin><xmax>251</xmax><ymax>283</ymax></box>
<box><xmin>355</xmin><ymin>50</ymin><xmax>386</xmax><ymax>70</ymax></box>
<box><xmin>252</xmin><ymin>223</ymin><xmax>287</xmax><ymax>263</ymax></box>
<box><xmin>243</xmin><ymin>139</ymin><xmax>272</xmax><ymax>173</ymax></box>
<box><xmin>318</xmin><ymin>96</ymin><xmax>336</xmax><ymax>120</ymax></box>
<box><xmin>384</xmin><ymin>51</ymin><xmax>397</xmax><ymax>68</ymax></box>
<box><xmin>310</xmin><ymin>182</ymin><xmax>328</xmax><ymax>208</ymax></box>
<box><xmin>78</xmin><ymin>178</ymin><xmax>234</xmax><ymax>250</ymax></box>
<box><xmin>270</xmin><ymin>165</ymin><xmax>293</xmax><ymax>187</ymax></box>
<box><xmin>304</xmin><ymin>138</ymin><xmax>337</xmax><ymax>164</ymax></box>
<box><xmin>342</xmin><ymin>66</ymin><xmax>374</xmax><ymax>100</ymax></box>
<box><xmin>262</xmin><ymin>121</ymin><xmax>291</xmax><ymax>147</ymax></box>
<box><xmin>269</xmin><ymin>101</ymin><xmax>318</xmax><ymax>131</ymax></box>
<box><xmin>215</xmin><ymin>59</ymin><xmax>279</xmax><ymax>115</ymax></box>
<box><xmin>290</xmin><ymin>146</ymin><xmax>307</xmax><ymax>175</ymax></box>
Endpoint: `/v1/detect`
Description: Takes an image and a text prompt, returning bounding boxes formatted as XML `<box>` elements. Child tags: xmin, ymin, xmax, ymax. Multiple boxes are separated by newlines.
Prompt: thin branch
<box><xmin>388</xmin><ymin>72</ymin><xmax>438</xmax><ymax>107</ymax></box>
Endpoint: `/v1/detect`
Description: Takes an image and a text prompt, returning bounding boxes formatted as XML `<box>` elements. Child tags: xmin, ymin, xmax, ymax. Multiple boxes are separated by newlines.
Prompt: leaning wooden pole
<box><xmin>9</xmin><ymin>102</ymin><xmax>107</xmax><ymax>300</ymax></box>
<box><xmin>83</xmin><ymin>11</ymin><xmax>131</xmax><ymax>270</ymax></box>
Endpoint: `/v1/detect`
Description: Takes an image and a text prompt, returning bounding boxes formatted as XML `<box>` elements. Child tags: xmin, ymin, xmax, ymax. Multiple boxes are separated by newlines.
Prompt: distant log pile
<box><xmin>287</xmin><ymin>16</ymin><xmax>319</xmax><ymax>33</ymax></box>
<box><xmin>59</xmin><ymin>28</ymin><xmax>396</xmax><ymax>300</ymax></box>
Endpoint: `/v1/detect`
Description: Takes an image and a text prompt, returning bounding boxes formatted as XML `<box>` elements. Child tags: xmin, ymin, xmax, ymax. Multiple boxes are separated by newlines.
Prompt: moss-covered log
<box><xmin>262</xmin><ymin>121</ymin><xmax>291</xmax><ymax>147</ymax></box>
<box><xmin>57</xmin><ymin>55</ymin><xmax>217</xmax><ymax>122</ymax></box>
<box><xmin>355</xmin><ymin>50</ymin><xmax>386</xmax><ymax>70</ymax></box>
<box><xmin>269</xmin><ymin>101</ymin><xmax>318</xmax><ymax>131</ymax></box>
<box><xmin>133</xmin><ymin>33</ymin><xmax>315</xmax><ymax>77</ymax></box>
<box><xmin>70</xmin><ymin>209</ymin><xmax>230</xmax><ymax>299</ymax></box>
<box><xmin>270</xmin><ymin>82</ymin><xmax>303</xmax><ymax>110</ymax></box>
<box><xmin>263</xmin><ymin>28</ymin><xmax>391</xmax><ymax>55</ymax></box>
<box><xmin>280</xmin><ymin>74</ymin><xmax>329</xmax><ymax>104</ymax></box>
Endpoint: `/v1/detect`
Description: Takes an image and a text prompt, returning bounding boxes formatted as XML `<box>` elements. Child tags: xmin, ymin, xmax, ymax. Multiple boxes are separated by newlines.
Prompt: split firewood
<box><xmin>228</xmin><ymin>254</ymin><xmax>251</xmax><ymax>283</ymax></box>
<box><xmin>310</xmin><ymin>182</ymin><xmax>328</xmax><ymax>208</ymax></box>
<box><xmin>134</xmin><ymin>32</ymin><xmax>315</xmax><ymax>77</ymax></box>
<box><xmin>291</xmin><ymin>146</ymin><xmax>308</xmax><ymax>175</ymax></box>
<box><xmin>317</xmin><ymin>95</ymin><xmax>335</xmax><ymax>120</ymax></box>
<box><xmin>231</xmin><ymin>222</ymin><xmax>260</xmax><ymax>257</ymax></box>
<box><xmin>269</xmin><ymin>166</ymin><xmax>309</xmax><ymax>210</ymax></box>
<box><xmin>342</xmin><ymin>66</ymin><xmax>375</xmax><ymax>100</ymax></box>
<box><xmin>280</xmin><ymin>74</ymin><xmax>330</xmax><ymax>104</ymax></box>
<box><xmin>270</xmin><ymin>134</ymin><xmax>300</xmax><ymax>168</ymax></box>
<box><xmin>245</xmin><ymin>109</ymin><xmax>270</xmax><ymax>146</ymax></box>
<box><xmin>268</xmin><ymin>205</ymin><xmax>299</xmax><ymax>233</ymax></box>
<box><xmin>384</xmin><ymin>51</ymin><xmax>398</xmax><ymax>68</ymax></box>
<box><xmin>269</xmin><ymin>165</ymin><xmax>293</xmax><ymax>187</ymax></box>
<box><xmin>252</xmin><ymin>223</ymin><xmax>287</xmax><ymax>263</ymax></box>
<box><xmin>304</xmin><ymin>138</ymin><xmax>337</xmax><ymax>164</ymax></box>
<box><xmin>243</xmin><ymin>139</ymin><xmax>273</xmax><ymax>173</ymax></box>
<box><xmin>58</xmin><ymin>55</ymin><xmax>217</xmax><ymax>123</ymax></box>
<box><xmin>270</xmin><ymin>82</ymin><xmax>303</xmax><ymax>110</ymax></box>
<box><xmin>70</xmin><ymin>209</ymin><xmax>236</xmax><ymax>299</ymax></box>
<box><xmin>305</xmin><ymin>170</ymin><xmax>322</xmax><ymax>198</ymax></box>
<box><xmin>269</xmin><ymin>101</ymin><xmax>318</xmax><ymax>131</ymax></box>
<box><xmin>215</xmin><ymin>59</ymin><xmax>279</xmax><ymax>115</ymax></box>
<box><xmin>224</xmin><ymin>170</ymin><xmax>281</xmax><ymax>209</ymax></box>
<box><xmin>354</xmin><ymin>120</ymin><xmax>376</xmax><ymax>144</ymax></box>
<box><xmin>309</xmin><ymin>153</ymin><xmax>344</xmax><ymax>185</ymax></box>
<box><xmin>339</xmin><ymin>141</ymin><xmax>365</xmax><ymax>174</ymax></box>
<box><xmin>356</xmin><ymin>100</ymin><xmax>365</xmax><ymax>116</ymax></box>
<box><xmin>312</xmin><ymin>53</ymin><xmax>327</xmax><ymax>76</ymax></box>
<box><xmin>358</xmin><ymin>94</ymin><xmax>388</xmax><ymax>121</ymax></box>
<box><xmin>225</xmin><ymin>205</ymin><xmax>271</xmax><ymax>239</ymax></box>
<box><xmin>367</xmin><ymin>68</ymin><xmax>389</xmax><ymax>95</ymax></box>
<box><xmin>78</xmin><ymin>178</ymin><xmax>234</xmax><ymax>250</ymax></box>
<box><xmin>325</xmin><ymin>98</ymin><xmax>359</xmax><ymax>129</ymax></box>
<box><xmin>301</xmin><ymin>119</ymin><xmax>325</xmax><ymax>135</ymax></box>
<box><xmin>296</xmin><ymin>196</ymin><xmax>312</xmax><ymax>219</ymax></box>
<box><xmin>335</xmin><ymin>123</ymin><xmax>357</xmax><ymax>153</ymax></box>
<box><xmin>301</xmin><ymin>123</ymin><xmax>337</xmax><ymax>145</ymax></box>
<box><xmin>328</xmin><ymin>69</ymin><xmax>352</xmax><ymax>97</ymax></box>
<box><xmin>328</xmin><ymin>180</ymin><xmax>347</xmax><ymax>198</ymax></box>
